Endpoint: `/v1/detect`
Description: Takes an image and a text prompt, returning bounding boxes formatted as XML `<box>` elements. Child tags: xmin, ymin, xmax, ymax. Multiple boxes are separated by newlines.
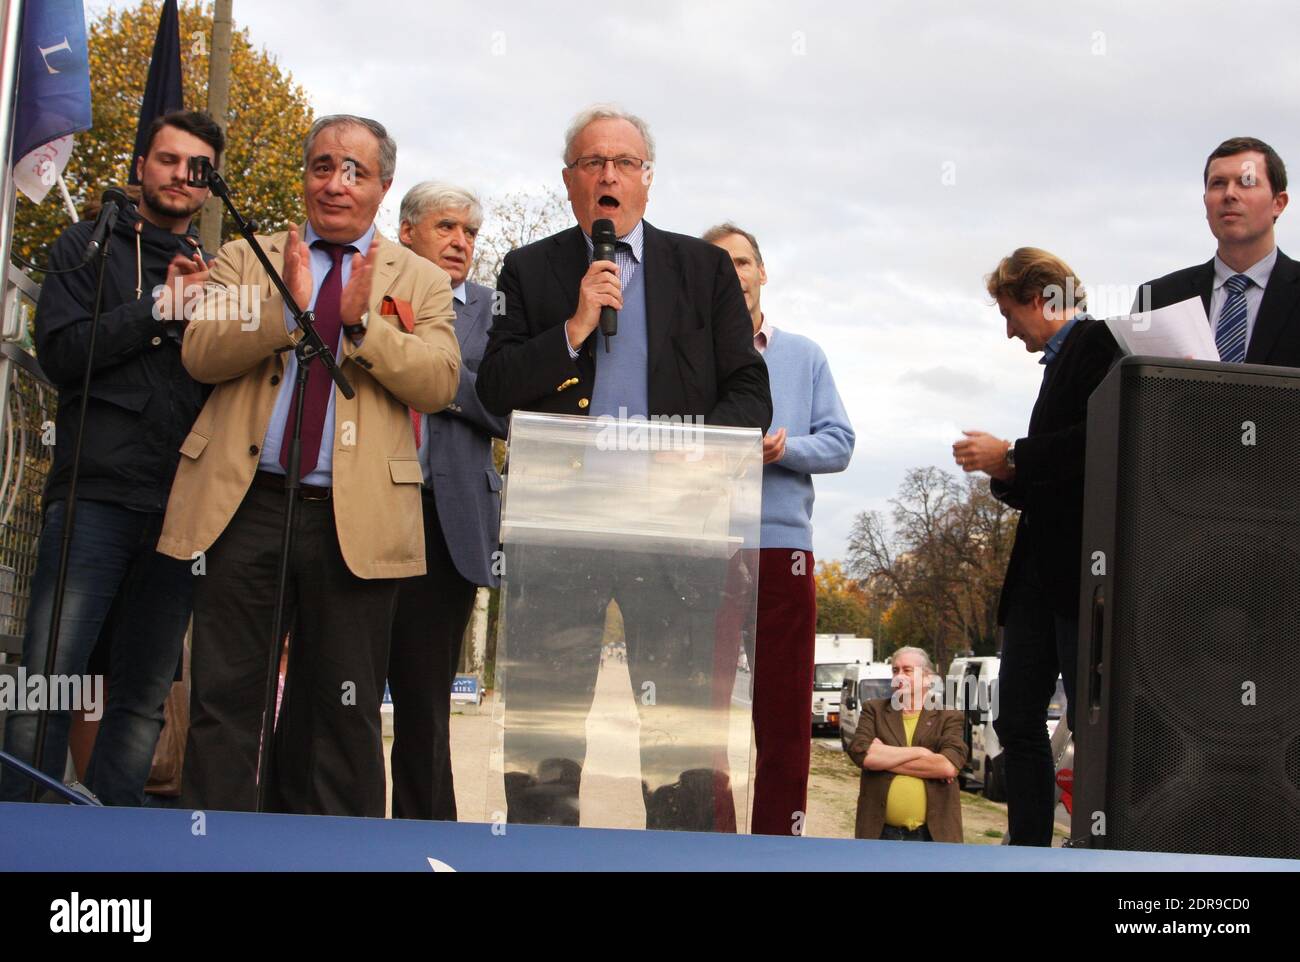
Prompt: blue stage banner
<box><xmin>2</xmin><ymin>802</ymin><xmax>1296</xmax><ymax>873</ymax></box>
<box><xmin>11</xmin><ymin>0</ymin><xmax>92</xmax><ymax>164</ymax></box>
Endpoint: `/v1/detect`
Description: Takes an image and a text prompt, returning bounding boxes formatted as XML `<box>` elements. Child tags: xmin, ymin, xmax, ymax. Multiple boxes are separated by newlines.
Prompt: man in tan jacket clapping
<box><xmin>158</xmin><ymin>114</ymin><xmax>459</xmax><ymax>816</ymax></box>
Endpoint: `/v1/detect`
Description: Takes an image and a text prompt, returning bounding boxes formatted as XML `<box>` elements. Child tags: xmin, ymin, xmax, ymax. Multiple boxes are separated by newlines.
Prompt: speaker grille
<box><xmin>1104</xmin><ymin>370</ymin><xmax>1300</xmax><ymax>858</ymax></box>
<box><xmin>1150</xmin><ymin>376</ymin><xmax>1300</xmax><ymax>520</ymax></box>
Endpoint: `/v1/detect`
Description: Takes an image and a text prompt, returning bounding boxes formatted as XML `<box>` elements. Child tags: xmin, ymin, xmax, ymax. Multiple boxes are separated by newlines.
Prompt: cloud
<box><xmin>899</xmin><ymin>365</ymin><xmax>996</xmax><ymax>399</ymax></box>
<box><xmin>92</xmin><ymin>0</ymin><xmax>1300</xmax><ymax>561</ymax></box>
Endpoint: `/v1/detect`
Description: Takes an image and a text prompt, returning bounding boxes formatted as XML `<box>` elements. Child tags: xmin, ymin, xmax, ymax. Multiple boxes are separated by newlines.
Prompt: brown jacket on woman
<box><xmin>847</xmin><ymin>699</ymin><xmax>969</xmax><ymax>843</ymax></box>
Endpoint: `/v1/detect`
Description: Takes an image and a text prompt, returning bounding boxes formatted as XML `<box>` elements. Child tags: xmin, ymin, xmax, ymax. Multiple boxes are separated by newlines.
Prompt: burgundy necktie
<box><xmin>279</xmin><ymin>241</ymin><xmax>351</xmax><ymax>477</ymax></box>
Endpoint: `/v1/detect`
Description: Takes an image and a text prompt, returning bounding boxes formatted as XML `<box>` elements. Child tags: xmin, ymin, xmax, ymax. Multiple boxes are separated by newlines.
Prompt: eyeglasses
<box><xmin>566</xmin><ymin>155</ymin><xmax>651</xmax><ymax>176</ymax></box>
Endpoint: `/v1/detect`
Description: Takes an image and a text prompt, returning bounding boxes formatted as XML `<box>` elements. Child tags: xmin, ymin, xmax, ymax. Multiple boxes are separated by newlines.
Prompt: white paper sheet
<box><xmin>1106</xmin><ymin>296</ymin><xmax>1219</xmax><ymax>361</ymax></box>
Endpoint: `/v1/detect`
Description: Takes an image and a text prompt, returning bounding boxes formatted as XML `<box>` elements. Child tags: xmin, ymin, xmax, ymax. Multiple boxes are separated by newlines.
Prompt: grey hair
<box><xmin>890</xmin><ymin>646</ymin><xmax>937</xmax><ymax>676</ymax></box>
<box><xmin>562</xmin><ymin>103</ymin><xmax>656</xmax><ymax>166</ymax></box>
<box><xmin>399</xmin><ymin>181</ymin><xmax>483</xmax><ymax>230</ymax></box>
<box><xmin>303</xmin><ymin>114</ymin><xmax>397</xmax><ymax>183</ymax></box>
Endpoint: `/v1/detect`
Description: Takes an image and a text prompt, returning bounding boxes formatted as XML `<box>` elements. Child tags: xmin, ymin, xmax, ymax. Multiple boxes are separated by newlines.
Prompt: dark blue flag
<box><xmin>128</xmin><ymin>0</ymin><xmax>183</xmax><ymax>185</ymax></box>
<box><xmin>11</xmin><ymin>0</ymin><xmax>92</xmax><ymax>164</ymax></box>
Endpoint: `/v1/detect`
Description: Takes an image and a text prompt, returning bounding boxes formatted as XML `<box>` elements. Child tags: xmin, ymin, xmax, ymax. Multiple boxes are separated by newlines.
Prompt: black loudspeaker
<box><xmin>1073</xmin><ymin>356</ymin><xmax>1300</xmax><ymax>859</ymax></box>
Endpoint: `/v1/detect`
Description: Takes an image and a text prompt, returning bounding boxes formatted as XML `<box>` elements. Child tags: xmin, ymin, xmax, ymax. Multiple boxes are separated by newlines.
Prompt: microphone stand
<box><xmin>195</xmin><ymin>161</ymin><xmax>355</xmax><ymax>812</ymax></box>
<box><xmin>28</xmin><ymin>207</ymin><xmax>118</xmax><ymax>801</ymax></box>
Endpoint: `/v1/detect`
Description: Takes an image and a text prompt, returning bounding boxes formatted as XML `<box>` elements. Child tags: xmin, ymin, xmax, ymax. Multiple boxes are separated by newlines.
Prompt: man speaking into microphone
<box><xmin>0</xmin><ymin>110</ymin><xmax>222</xmax><ymax>806</ymax></box>
<box><xmin>477</xmin><ymin>104</ymin><xmax>771</xmax><ymax>829</ymax></box>
<box><xmin>477</xmin><ymin>104</ymin><xmax>769</xmax><ymax>427</ymax></box>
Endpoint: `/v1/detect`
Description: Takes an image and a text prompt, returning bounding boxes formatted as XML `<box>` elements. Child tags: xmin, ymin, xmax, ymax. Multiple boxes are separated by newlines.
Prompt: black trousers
<box><xmin>880</xmin><ymin>824</ymin><xmax>932</xmax><ymax>841</ymax></box>
<box><xmin>182</xmin><ymin>482</ymin><xmax>399</xmax><ymax>816</ymax></box>
<box><xmin>388</xmin><ymin>490</ymin><xmax>478</xmax><ymax>821</ymax></box>
<box><xmin>994</xmin><ymin>573</ymin><xmax>1078</xmax><ymax>846</ymax></box>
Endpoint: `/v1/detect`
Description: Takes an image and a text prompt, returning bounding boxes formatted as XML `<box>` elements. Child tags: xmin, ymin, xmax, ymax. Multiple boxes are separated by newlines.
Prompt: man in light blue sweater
<box><xmin>705</xmin><ymin>222</ymin><xmax>855</xmax><ymax>835</ymax></box>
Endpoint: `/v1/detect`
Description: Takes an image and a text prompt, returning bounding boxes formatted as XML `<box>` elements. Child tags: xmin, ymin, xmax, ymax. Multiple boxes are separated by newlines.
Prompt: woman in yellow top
<box><xmin>847</xmin><ymin>647</ymin><xmax>968</xmax><ymax>842</ymax></box>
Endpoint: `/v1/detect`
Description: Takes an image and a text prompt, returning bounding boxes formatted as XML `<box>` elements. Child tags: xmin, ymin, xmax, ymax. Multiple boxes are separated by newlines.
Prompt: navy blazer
<box><xmin>476</xmin><ymin>221</ymin><xmax>772</xmax><ymax>431</ymax></box>
<box><xmin>426</xmin><ymin>280</ymin><xmax>508</xmax><ymax>587</ymax></box>
<box><xmin>991</xmin><ymin>318</ymin><xmax>1119</xmax><ymax>621</ymax></box>
<box><xmin>1140</xmin><ymin>249</ymin><xmax>1300</xmax><ymax>366</ymax></box>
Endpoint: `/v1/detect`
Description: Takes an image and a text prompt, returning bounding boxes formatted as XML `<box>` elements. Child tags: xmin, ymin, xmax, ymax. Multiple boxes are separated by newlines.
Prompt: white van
<box><xmin>946</xmin><ymin>656</ymin><xmax>1000</xmax><ymax>795</ymax></box>
<box><xmin>946</xmin><ymin>655</ymin><xmax>1065</xmax><ymax>800</ymax></box>
<box><xmin>837</xmin><ymin>662</ymin><xmax>895</xmax><ymax>751</ymax></box>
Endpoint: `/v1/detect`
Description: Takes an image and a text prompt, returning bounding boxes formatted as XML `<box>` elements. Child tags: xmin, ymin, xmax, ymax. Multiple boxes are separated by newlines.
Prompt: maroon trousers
<box><xmin>746</xmin><ymin>547</ymin><xmax>817</xmax><ymax>836</ymax></box>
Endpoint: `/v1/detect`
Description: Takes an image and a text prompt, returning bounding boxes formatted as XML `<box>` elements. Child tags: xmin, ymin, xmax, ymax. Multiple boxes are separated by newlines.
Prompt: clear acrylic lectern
<box><xmin>483</xmin><ymin>412</ymin><xmax>763</xmax><ymax>833</ymax></box>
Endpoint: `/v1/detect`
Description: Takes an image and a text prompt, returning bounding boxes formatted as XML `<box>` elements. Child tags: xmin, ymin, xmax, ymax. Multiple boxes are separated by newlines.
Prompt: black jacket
<box><xmin>35</xmin><ymin>210</ymin><xmax>210</xmax><ymax>513</ymax></box>
<box><xmin>992</xmin><ymin>317</ymin><xmax>1120</xmax><ymax>621</ymax></box>
<box><xmin>1140</xmin><ymin>249</ymin><xmax>1300</xmax><ymax>366</ymax></box>
<box><xmin>476</xmin><ymin>221</ymin><xmax>772</xmax><ymax>431</ymax></box>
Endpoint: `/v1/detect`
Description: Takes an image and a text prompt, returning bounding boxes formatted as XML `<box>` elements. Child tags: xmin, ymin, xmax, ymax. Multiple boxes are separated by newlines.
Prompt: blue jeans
<box><xmin>0</xmin><ymin>499</ymin><xmax>192</xmax><ymax>805</ymax></box>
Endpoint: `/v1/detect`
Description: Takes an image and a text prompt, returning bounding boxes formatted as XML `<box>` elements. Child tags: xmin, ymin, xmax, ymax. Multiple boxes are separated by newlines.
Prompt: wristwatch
<box><xmin>1004</xmin><ymin>441</ymin><xmax>1016</xmax><ymax>469</ymax></box>
<box><xmin>343</xmin><ymin>311</ymin><xmax>368</xmax><ymax>341</ymax></box>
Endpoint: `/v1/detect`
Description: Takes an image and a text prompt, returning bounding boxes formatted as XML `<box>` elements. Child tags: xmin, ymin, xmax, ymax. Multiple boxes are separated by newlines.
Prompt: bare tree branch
<box><xmin>845</xmin><ymin>467</ymin><xmax>1016</xmax><ymax>668</ymax></box>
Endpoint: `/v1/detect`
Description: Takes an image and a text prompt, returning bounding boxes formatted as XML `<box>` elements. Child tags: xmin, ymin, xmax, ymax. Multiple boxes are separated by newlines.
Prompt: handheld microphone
<box><xmin>592</xmin><ymin>218</ymin><xmax>618</xmax><ymax>352</ymax></box>
<box><xmin>84</xmin><ymin>188</ymin><xmax>131</xmax><ymax>259</ymax></box>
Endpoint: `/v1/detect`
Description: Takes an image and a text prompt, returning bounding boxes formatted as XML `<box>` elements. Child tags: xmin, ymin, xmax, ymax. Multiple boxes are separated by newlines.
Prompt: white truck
<box><xmin>811</xmin><ymin>635</ymin><xmax>873</xmax><ymax>735</ymax></box>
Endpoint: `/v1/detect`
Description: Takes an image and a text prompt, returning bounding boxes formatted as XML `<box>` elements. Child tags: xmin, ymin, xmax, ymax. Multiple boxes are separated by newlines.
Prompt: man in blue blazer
<box><xmin>389</xmin><ymin>181</ymin><xmax>507</xmax><ymax>820</ymax></box>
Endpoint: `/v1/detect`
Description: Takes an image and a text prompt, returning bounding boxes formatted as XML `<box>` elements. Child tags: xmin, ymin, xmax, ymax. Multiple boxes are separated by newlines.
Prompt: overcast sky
<box><xmin>93</xmin><ymin>0</ymin><xmax>1300</xmax><ymax>562</ymax></box>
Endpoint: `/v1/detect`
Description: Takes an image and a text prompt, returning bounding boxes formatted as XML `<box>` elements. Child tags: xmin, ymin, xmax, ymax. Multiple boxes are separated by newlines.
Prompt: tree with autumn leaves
<box><xmin>814</xmin><ymin>560</ymin><xmax>877</xmax><ymax>637</ymax></box>
<box><xmin>12</xmin><ymin>1</ymin><xmax>313</xmax><ymax>263</ymax></box>
<box><xmin>845</xmin><ymin>468</ymin><xmax>1017</xmax><ymax>671</ymax></box>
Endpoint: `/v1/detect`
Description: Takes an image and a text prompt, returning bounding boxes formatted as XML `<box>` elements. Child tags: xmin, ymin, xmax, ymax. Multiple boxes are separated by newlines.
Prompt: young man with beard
<box><xmin>0</xmin><ymin>110</ymin><xmax>223</xmax><ymax>805</ymax></box>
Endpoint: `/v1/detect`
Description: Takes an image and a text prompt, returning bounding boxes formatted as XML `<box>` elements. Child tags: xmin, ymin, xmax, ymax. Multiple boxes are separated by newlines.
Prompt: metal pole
<box><xmin>198</xmin><ymin>0</ymin><xmax>232</xmax><ymax>254</ymax></box>
<box><xmin>0</xmin><ymin>0</ymin><xmax>30</xmax><ymax>279</ymax></box>
<box><xmin>55</xmin><ymin>172</ymin><xmax>77</xmax><ymax>222</ymax></box>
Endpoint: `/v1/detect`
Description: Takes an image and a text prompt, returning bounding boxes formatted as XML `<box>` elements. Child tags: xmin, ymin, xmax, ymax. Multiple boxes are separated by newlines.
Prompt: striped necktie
<box><xmin>1215</xmin><ymin>273</ymin><xmax>1251</xmax><ymax>363</ymax></box>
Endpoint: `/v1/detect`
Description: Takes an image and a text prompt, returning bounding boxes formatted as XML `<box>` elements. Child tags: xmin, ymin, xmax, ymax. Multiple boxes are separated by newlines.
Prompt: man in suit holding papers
<box><xmin>1139</xmin><ymin>137</ymin><xmax>1300</xmax><ymax>366</ymax></box>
